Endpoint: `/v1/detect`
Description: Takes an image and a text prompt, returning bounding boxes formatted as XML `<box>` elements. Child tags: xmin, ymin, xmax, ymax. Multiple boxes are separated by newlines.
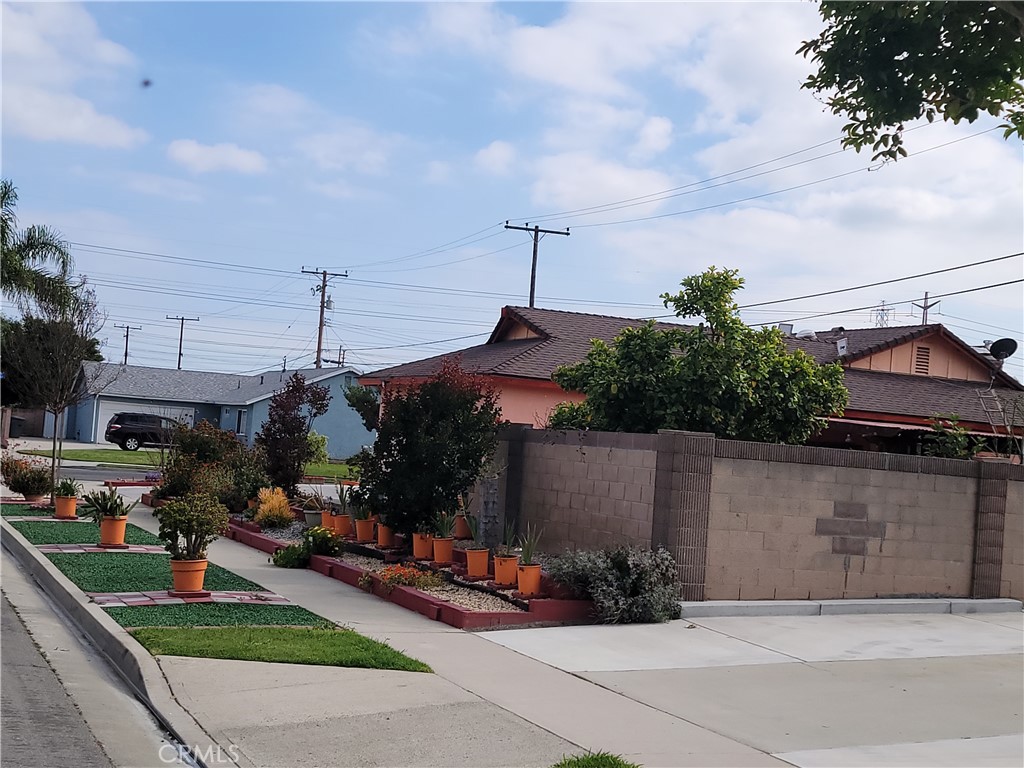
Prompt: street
<box><xmin>1</xmin><ymin>596</ymin><xmax>112</xmax><ymax>768</ymax></box>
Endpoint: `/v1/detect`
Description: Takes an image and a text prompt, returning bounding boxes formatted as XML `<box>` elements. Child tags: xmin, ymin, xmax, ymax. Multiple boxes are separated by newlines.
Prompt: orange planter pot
<box><xmin>432</xmin><ymin>536</ymin><xmax>454</xmax><ymax>564</ymax></box>
<box><xmin>464</xmin><ymin>548</ymin><xmax>490</xmax><ymax>578</ymax></box>
<box><xmin>354</xmin><ymin>518</ymin><xmax>375</xmax><ymax>543</ymax></box>
<box><xmin>377</xmin><ymin>524</ymin><xmax>395</xmax><ymax>548</ymax></box>
<box><xmin>454</xmin><ymin>515</ymin><xmax>472</xmax><ymax>540</ymax></box>
<box><xmin>334</xmin><ymin>515</ymin><xmax>353</xmax><ymax>537</ymax></box>
<box><xmin>493</xmin><ymin>555</ymin><xmax>519</xmax><ymax>587</ymax></box>
<box><xmin>99</xmin><ymin>517</ymin><xmax>128</xmax><ymax>547</ymax></box>
<box><xmin>517</xmin><ymin>564</ymin><xmax>542</xmax><ymax>597</ymax></box>
<box><xmin>321</xmin><ymin>510</ymin><xmax>333</xmax><ymax>528</ymax></box>
<box><xmin>412</xmin><ymin>533</ymin><xmax>433</xmax><ymax>560</ymax></box>
<box><xmin>170</xmin><ymin>559</ymin><xmax>208</xmax><ymax>593</ymax></box>
<box><xmin>54</xmin><ymin>496</ymin><xmax>78</xmax><ymax>519</ymax></box>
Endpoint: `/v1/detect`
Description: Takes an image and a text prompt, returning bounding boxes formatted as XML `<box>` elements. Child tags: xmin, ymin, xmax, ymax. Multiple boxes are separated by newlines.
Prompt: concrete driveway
<box><xmin>481</xmin><ymin>613</ymin><xmax>1024</xmax><ymax>767</ymax></box>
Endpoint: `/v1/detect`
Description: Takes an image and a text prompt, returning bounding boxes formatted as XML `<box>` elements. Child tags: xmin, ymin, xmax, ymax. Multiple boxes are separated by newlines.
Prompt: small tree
<box><xmin>255</xmin><ymin>373</ymin><xmax>331</xmax><ymax>497</ymax></box>
<box><xmin>552</xmin><ymin>267</ymin><xmax>849</xmax><ymax>444</ymax></box>
<box><xmin>356</xmin><ymin>358</ymin><xmax>503</xmax><ymax>537</ymax></box>
<box><xmin>923</xmin><ymin>413</ymin><xmax>983</xmax><ymax>459</ymax></box>
<box><xmin>1</xmin><ymin>284</ymin><xmax>112</xmax><ymax>498</ymax></box>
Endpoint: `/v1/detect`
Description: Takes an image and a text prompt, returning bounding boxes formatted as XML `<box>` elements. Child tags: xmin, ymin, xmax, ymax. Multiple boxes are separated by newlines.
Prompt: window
<box><xmin>914</xmin><ymin>345</ymin><xmax>931</xmax><ymax>375</ymax></box>
<box><xmin>236</xmin><ymin>409</ymin><xmax>247</xmax><ymax>435</ymax></box>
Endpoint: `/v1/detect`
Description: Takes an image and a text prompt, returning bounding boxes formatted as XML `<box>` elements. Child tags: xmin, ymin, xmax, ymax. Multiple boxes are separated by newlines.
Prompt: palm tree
<box><xmin>1</xmin><ymin>179</ymin><xmax>75</xmax><ymax>311</ymax></box>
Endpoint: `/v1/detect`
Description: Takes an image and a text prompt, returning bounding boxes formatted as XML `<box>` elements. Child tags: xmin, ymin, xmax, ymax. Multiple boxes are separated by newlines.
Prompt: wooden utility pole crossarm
<box><xmin>504</xmin><ymin>221</ymin><xmax>570</xmax><ymax>308</ymax></box>
<box><xmin>302</xmin><ymin>267</ymin><xmax>348</xmax><ymax>368</ymax></box>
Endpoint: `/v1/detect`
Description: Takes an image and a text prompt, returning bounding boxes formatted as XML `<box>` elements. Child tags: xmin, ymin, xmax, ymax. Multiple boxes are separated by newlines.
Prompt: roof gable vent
<box><xmin>914</xmin><ymin>345</ymin><xmax>931</xmax><ymax>375</ymax></box>
<box><xmin>836</xmin><ymin>337</ymin><xmax>849</xmax><ymax>356</ymax></box>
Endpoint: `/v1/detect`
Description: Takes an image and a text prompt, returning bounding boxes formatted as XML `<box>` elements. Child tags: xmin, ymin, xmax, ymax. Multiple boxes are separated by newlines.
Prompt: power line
<box><xmin>503</xmin><ymin>222</ymin><xmax>570</xmax><ymax>307</ymax></box>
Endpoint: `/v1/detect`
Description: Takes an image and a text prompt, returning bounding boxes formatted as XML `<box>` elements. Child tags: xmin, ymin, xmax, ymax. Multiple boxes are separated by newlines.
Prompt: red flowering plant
<box><xmin>368</xmin><ymin>564</ymin><xmax>443</xmax><ymax>594</ymax></box>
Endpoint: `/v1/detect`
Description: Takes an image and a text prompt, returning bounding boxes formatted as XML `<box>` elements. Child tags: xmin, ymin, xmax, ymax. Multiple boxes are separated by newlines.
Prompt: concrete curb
<box><xmin>0</xmin><ymin>518</ymin><xmax>237</xmax><ymax>768</ymax></box>
<box><xmin>679</xmin><ymin>597</ymin><xmax>1024</xmax><ymax>618</ymax></box>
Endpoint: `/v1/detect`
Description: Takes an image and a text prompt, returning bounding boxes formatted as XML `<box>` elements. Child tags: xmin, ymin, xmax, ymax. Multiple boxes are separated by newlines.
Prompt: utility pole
<box><xmin>912</xmin><ymin>292</ymin><xmax>940</xmax><ymax>325</ymax></box>
<box><xmin>166</xmin><ymin>316</ymin><xmax>199</xmax><ymax>370</ymax></box>
<box><xmin>113</xmin><ymin>324</ymin><xmax>141</xmax><ymax>365</ymax></box>
<box><xmin>302</xmin><ymin>268</ymin><xmax>348</xmax><ymax>368</ymax></box>
<box><xmin>504</xmin><ymin>221</ymin><xmax>570</xmax><ymax>308</ymax></box>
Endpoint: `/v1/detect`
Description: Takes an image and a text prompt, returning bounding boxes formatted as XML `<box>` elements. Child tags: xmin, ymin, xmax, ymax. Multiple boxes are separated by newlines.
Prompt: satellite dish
<box><xmin>989</xmin><ymin>338</ymin><xmax>1018</xmax><ymax>361</ymax></box>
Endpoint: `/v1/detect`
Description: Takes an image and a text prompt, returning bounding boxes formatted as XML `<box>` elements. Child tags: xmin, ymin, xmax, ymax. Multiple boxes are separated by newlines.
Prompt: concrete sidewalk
<box><xmin>9</xmin><ymin>481</ymin><xmax>1023</xmax><ymax>767</ymax></box>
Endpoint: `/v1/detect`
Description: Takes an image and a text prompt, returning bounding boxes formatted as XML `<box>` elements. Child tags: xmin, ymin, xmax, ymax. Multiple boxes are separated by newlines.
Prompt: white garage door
<box><xmin>94</xmin><ymin>399</ymin><xmax>196</xmax><ymax>444</ymax></box>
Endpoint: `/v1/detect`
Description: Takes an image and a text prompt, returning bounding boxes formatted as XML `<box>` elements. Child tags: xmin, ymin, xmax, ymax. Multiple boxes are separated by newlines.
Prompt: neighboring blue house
<box><xmin>62</xmin><ymin>363</ymin><xmax>373</xmax><ymax>459</ymax></box>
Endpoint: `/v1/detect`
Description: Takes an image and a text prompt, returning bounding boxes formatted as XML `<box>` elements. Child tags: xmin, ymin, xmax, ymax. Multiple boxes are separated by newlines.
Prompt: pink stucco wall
<box><xmin>498</xmin><ymin>381</ymin><xmax>584</xmax><ymax>427</ymax></box>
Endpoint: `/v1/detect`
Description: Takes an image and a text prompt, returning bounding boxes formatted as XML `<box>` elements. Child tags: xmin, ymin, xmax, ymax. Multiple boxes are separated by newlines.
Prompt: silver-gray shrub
<box><xmin>549</xmin><ymin>545</ymin><xmax>681</xmax><ymax>623</ymax></box>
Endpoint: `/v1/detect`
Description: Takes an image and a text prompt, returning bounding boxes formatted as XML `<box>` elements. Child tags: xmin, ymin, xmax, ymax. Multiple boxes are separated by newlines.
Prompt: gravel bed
<box><xmin>420</xmin><ymin>582</ymin><xmax>525</xmax><ymax>613</ymax></box>
<box><xmin>258</xmin><ymin>521</ymin><xmax>306</xmax><ymax>543</ymax></box>
<box><xmin>339</xmin><ymin>553</ymin><xmax>388</xmax><ymax>572</ymax></box>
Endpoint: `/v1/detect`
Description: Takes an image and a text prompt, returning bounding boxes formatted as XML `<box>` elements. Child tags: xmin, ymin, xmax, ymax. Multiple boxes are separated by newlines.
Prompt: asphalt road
<box><xmin>0</xmin><ymin>596</ymin><xmax>113</xmax><ymax>768</ymax></box>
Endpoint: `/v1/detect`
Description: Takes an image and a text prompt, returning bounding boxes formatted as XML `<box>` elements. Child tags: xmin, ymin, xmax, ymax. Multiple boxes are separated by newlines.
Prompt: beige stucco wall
<box><xmin>517</xmin><ymin>436</ymin><xmax>656</xmax><ymax>552</ymax></box>
<box><xmin>848</xmin><ymin>335</ymin><xmax>990</xmax><ymax>382</ymax></box>
<box><xmin>704</xmin><ymin>458</ymin><xmax>977</xmax><ymax>600</ymax></box>
<box><xmin>1002</xmin><ymin>479</ymin><xmax>1023</xmax><ymax>600</ymax></box>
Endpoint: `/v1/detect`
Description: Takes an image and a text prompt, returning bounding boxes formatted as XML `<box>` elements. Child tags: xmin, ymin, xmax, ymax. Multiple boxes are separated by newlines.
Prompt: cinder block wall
<box><xmin>516</xmin><ymin>430</ymin><xmax>657</xmax><ymax>552</ymax></box>
<box><xmin>1002</xmin><ymin>479</ymin><xmax>1024</xmax><ymax>600</ymax></box>
<box><xmin>705</xmin><ymin>458</ymin><xmax>976</xmax><ymax>600</ymax></box>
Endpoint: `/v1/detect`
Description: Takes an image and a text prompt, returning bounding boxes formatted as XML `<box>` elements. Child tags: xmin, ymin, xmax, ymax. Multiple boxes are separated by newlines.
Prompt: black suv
<box><xmin>104</xmin><ymin>413</ymin><xmax>177</xmax><ymax>451</ymax></box>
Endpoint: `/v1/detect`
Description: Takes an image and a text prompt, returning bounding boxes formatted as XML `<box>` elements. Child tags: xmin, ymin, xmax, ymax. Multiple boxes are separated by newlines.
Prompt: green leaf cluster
<box><xmin>551</xmin><ymin>267</ymin><xmax>848</xmax><ymax>444</ymax></box>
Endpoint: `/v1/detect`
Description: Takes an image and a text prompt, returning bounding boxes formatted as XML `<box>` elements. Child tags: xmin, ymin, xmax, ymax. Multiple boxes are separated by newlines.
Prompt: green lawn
<box><xmin>22</xmin><ymin>449</ymin><xmax>354</xmax><ymax>479</ymax></box>
<box><xmin>45</xmin><ymin>553</ymin><xmax>261</xmax><ymax>593</ymax></box>
<box><xmin>107</xmin><ymin>602</ymin><xmax>333</xmax><ymax>629</ymax></box>
<box><xmin>130</xmin><ymin>626</ymin><xmax>431</xmax><ymax>671</ymax></box>
<box><xmin>1</xmin><ymin>503</ymin><xmax>40</xmax><ymax>517</ymax></box>
<box><xmin>10</xmin><ymin>520</ymin><xmax>161</xmax><ymax>545</ymax></box>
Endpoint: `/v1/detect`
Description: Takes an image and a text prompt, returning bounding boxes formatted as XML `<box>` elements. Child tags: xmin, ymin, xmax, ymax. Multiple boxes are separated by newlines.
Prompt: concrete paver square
<box><xmin>584</xmin><ymin>654</ymin><xmax>1024</xmax><ymax>754</ymax></box>
<box><xmin>480</xmin><ymin>621</ymin><xmax>792</xmax><ymax>672</ymax></box>
<box><xmin>692</xmin><ymin>613</ymin><xmax>1024</xmax><ymax>662</ymax></box>
<box><xmin>775</xmin><ymin>734</ymin><xmax>1024</xmax><ymax>767</ymax></box>
<box><xmin>959</xmin><ymin>612</ymin><xmax>1024</xmax><ymax>631</ymax></box>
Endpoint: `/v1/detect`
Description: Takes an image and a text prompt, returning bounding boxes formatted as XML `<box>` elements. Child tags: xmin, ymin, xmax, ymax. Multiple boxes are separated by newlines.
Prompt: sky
<box><xmin>3</xmin><ymin>1</ymin><xmax>1022</xmax><ymax>381</ymax></box>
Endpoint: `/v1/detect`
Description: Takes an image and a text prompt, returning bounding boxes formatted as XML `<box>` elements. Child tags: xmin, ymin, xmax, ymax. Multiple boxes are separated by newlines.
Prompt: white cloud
<box><xmin>297</xmin><ymin>122</ymin><xmax>400</xmax><ymax>174</ymax></box>
<box><xmin>631</xmin><ymin>116</ymin><xmax>674</xmax><ymax>160</ymax></box>
<box><xmin>474</xmin><ymin>141</ymin><xmax>516</xmax><ymax>175</ymax></box>
<box><xmin>167</xmin><ymin>139</ymin><xmax>268</xmax><ymax>174</ymax></box>
<box><xmin>1</xmin><ymin>3</ymin><xmax>146</xmax><ymax>148</ymax></box>
<box><xmin>123</xmin><ymin>173</ymin><xmax>204</xmax><ymax>203</ymax></box>
<box><xmin>232</xmin><ymin>83</ymin><xmax>318</xmax><ymax>131</ymax></box>
<box><xmin>531</xmin><ymin>152</ymin><xmax>674</xmax><ymax>212</ymax></box>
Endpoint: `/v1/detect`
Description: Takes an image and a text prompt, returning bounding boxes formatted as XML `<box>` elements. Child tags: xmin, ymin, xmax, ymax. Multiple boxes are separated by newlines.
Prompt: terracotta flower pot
<box><xmin>465</xmin><ymin>548</ymin><xmax>490</xmax><ymax>579</ymax></box>
<box><xmin>412</xmin><ymin>532</ymin><xmax>433</xmax><ymax>560</ymax></box>
<box><xmin>377</xmin><ymin>524</ymin><xmax>395</xmax><ymax>548</ymax></box>
<box><xmin>321</xmin><ymin>510</ymin><xmax>333</xmax><ymax>528</ymax></box>
<box><xmin>54</xmin><ymin>496</ymin><xmax>78</xmax><ymax>519</ymax></box>
<box><xmin>454</xmin><ymin>514</ymin><xmax>472</xmax><ymax>540</ymax></box>
<box><xmin>170</xmin><ymin>559</ymin><xmax>208</xmax><ymax>593</ymax></box>
<box><xmin>247</xmin><ymin>498</ymin><xmax>258</xmax><ymax>510</ymax></box>
<box><xmin>23</xmin><ymin>494</ymin><xmax>47</xmax><ymax>503</ymax></box>
<box><xmin>432</xmin><ymin>536</ymin><xmax>454</xmax><ymax>564</ymax></box>
<box><xmin>517</xmin><ymin>563</ymin><xmax>542</xmax><ymax>597</ymax></box>
<box><xmin>99</xmin><ymin>516</ymin><xmax>128</xmax><ymax>547</ymax></box>
<box><xmin>335</xmin><ymin>514</ymin><xmax>353</xmax><ymax>537</ymax></box>
<box><xmin>355</xmin><ymin>518</ymin><xmax>375</xmax><ymax>543</ymax></box>
<box><xmin>493</xmin><ymin>554</ymin><xmax>519</xmax><ymax>587</ymax></box>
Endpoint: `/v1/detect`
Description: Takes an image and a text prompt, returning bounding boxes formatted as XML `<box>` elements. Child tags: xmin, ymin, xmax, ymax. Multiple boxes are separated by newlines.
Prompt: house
<box><xmin>360</xmin><ymin>305</ymin><xmax>1024</xmax><ymax>451</ymax></box>
<box><xmin>59</xmin><ymin>363</ymin><xmax>374</xmax><ymax>459</ymax></box>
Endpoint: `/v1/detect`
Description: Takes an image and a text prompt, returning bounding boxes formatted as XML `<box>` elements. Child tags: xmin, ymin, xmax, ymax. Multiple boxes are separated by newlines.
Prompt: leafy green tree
<box><xmin>1</xmin><ymin>179</ymin><xmax>75</xmax><ymax>311</ymax></box>
<box><xmin>799</xmin><ymin>2</ymin><xmax>1024</xmax><ymax>161</ymax></box>
<box><xmin>255</xmin><ymin>373</ymin><xmax>331</xmax><ymax>497</ymax></box>
<box><xmin>357</xmin><ymin>358</ymin><xmax>503</xmax><ymax>536</ymax></box>
<box><xmin>552</xmin><ymin>267</ymin><xmax>848</xmax><ymax>444</ymax></box>
<box><xmin>923</xmin><ymin>413</ymin><xmax>983</xmax><ymax>459</ymax></box>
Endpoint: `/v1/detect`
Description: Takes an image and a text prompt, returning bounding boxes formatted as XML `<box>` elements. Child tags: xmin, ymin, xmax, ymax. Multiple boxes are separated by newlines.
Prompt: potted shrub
<box><xmin>81</xmin><ymin>488</ymin><xmax>137</xmax><ymax>548</ymax></box>
<box><xmin>376</xmin><ymin>511</ymin><xmax>395</xmax><ymax>548</ymax></box>
<box><xmin>53</xmin><ymin>477</ymin><xmax>84</xmax><ymax>519</ymax></box>
<box><xmin>492</xmin><ymin>520</ymin><xmax>520</xmax><ymax>588</ymax></box>
<box><xmin>516</xmin><ymin>523</ymin><xmax>544</xmax><ymax>597</ymax></box>
<box><xmin>463</xmin><ymin>515</ymin><xmax>490</xmax><ymax>579</ymax></box>
<box><xmin>302</xmin><ymin>492</ymin><xmax>327</xmax><ymax>527</ymax></box>
<box><xmin>432</xmin><ymin>511</ymin><xmax>456</xmax><ymax>565</ymax></box>
<box><xmin>411</xmin><ymin>526</ymin><xmax>434</xmax><ymax>560</ymax></box>
<box><xmin>334</xmin><ymin>484</ymin><xmax>355</xmax><ymax>536</ymax></box>
<box><xmin>154</xmin><ymin>492</ymin><xmax>229</xmax><ymax>594</ymax></box>
<box><xmin>2</xmin><ymin>455</ymin><xmax>52</xmax><ymax>502</ymax></box>
<box><xmin>350</xmin><ymin>497</ymin><xmax>375</xmax><ymax>543</ymax></box>
<box><xmin>454</xmin><ymin>490</ymin><xmax>473</xmax><ymax>539</ymax></box>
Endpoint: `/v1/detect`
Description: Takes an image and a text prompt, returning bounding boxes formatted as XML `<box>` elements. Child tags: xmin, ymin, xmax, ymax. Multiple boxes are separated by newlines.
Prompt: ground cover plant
<box><xmin>551</xmin><ymin>752</ymin><xmax>642</xmax><ymax>768</ymax></box>
<box><xmin>45</xmin><ymin>553</ymin><xmax>260</xmax><ymax>593</ymax></box>
<box><xmin>1</xmin><ymin>503</ymin><xmax>38</xmax><ymax>516</ymax></box>
<box><xmin>130</xmin><ymin>626</ymin><xmax>432</xmax><ymax>671</ymax></box>
<box><xmin>10</xmin><ymin>520</ymin><xmax>160</xmax><ymax>545</ymax></box>
<box><xmin>106</xmin><ymin>603</ymin><xmax>333</xmax><ymax>629</ymax></box>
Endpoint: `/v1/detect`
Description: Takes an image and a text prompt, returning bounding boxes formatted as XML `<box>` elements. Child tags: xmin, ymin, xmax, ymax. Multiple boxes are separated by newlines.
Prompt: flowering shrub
<box><xmin>548</xmin><ymin>545</ymin><xmax>681</xmax><ymax>624</ymax></box>
<box><xmin>254</xmin><ymin>487</ymin><xmax>293</xmax><ymax>529</ymax></box>
<box><xmin>0</xmin><ymin>453</ymin><xmax>52</xmax><ymax>496</ymax></box>
<box><xmin>272</xmin><ymin>543</ymin><xmax>310</xmax><ymax>569</ymax></box>
<box><xmin>375</xmin><ymin>564</ymin><xmax>443</xmax><ymax>594</ymax></box>
<box><xmin>302</xmin><ymin>525</ymin><xmax>342</xmax><ymax>556</ymax></box>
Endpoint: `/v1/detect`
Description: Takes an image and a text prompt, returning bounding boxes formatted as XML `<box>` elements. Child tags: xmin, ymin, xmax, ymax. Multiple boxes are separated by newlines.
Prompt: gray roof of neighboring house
<box><xmin>82</xmin><ymin>362</ymin><xmax>357</xmax><ymax>406</ymax></box>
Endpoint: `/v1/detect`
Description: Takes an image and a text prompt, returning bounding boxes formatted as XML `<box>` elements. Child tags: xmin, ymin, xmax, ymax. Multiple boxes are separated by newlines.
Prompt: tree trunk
<box><xmin>49</xmin><ymin>410</ymin><xmax>58</xmax><ymax>505</ymax></box>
